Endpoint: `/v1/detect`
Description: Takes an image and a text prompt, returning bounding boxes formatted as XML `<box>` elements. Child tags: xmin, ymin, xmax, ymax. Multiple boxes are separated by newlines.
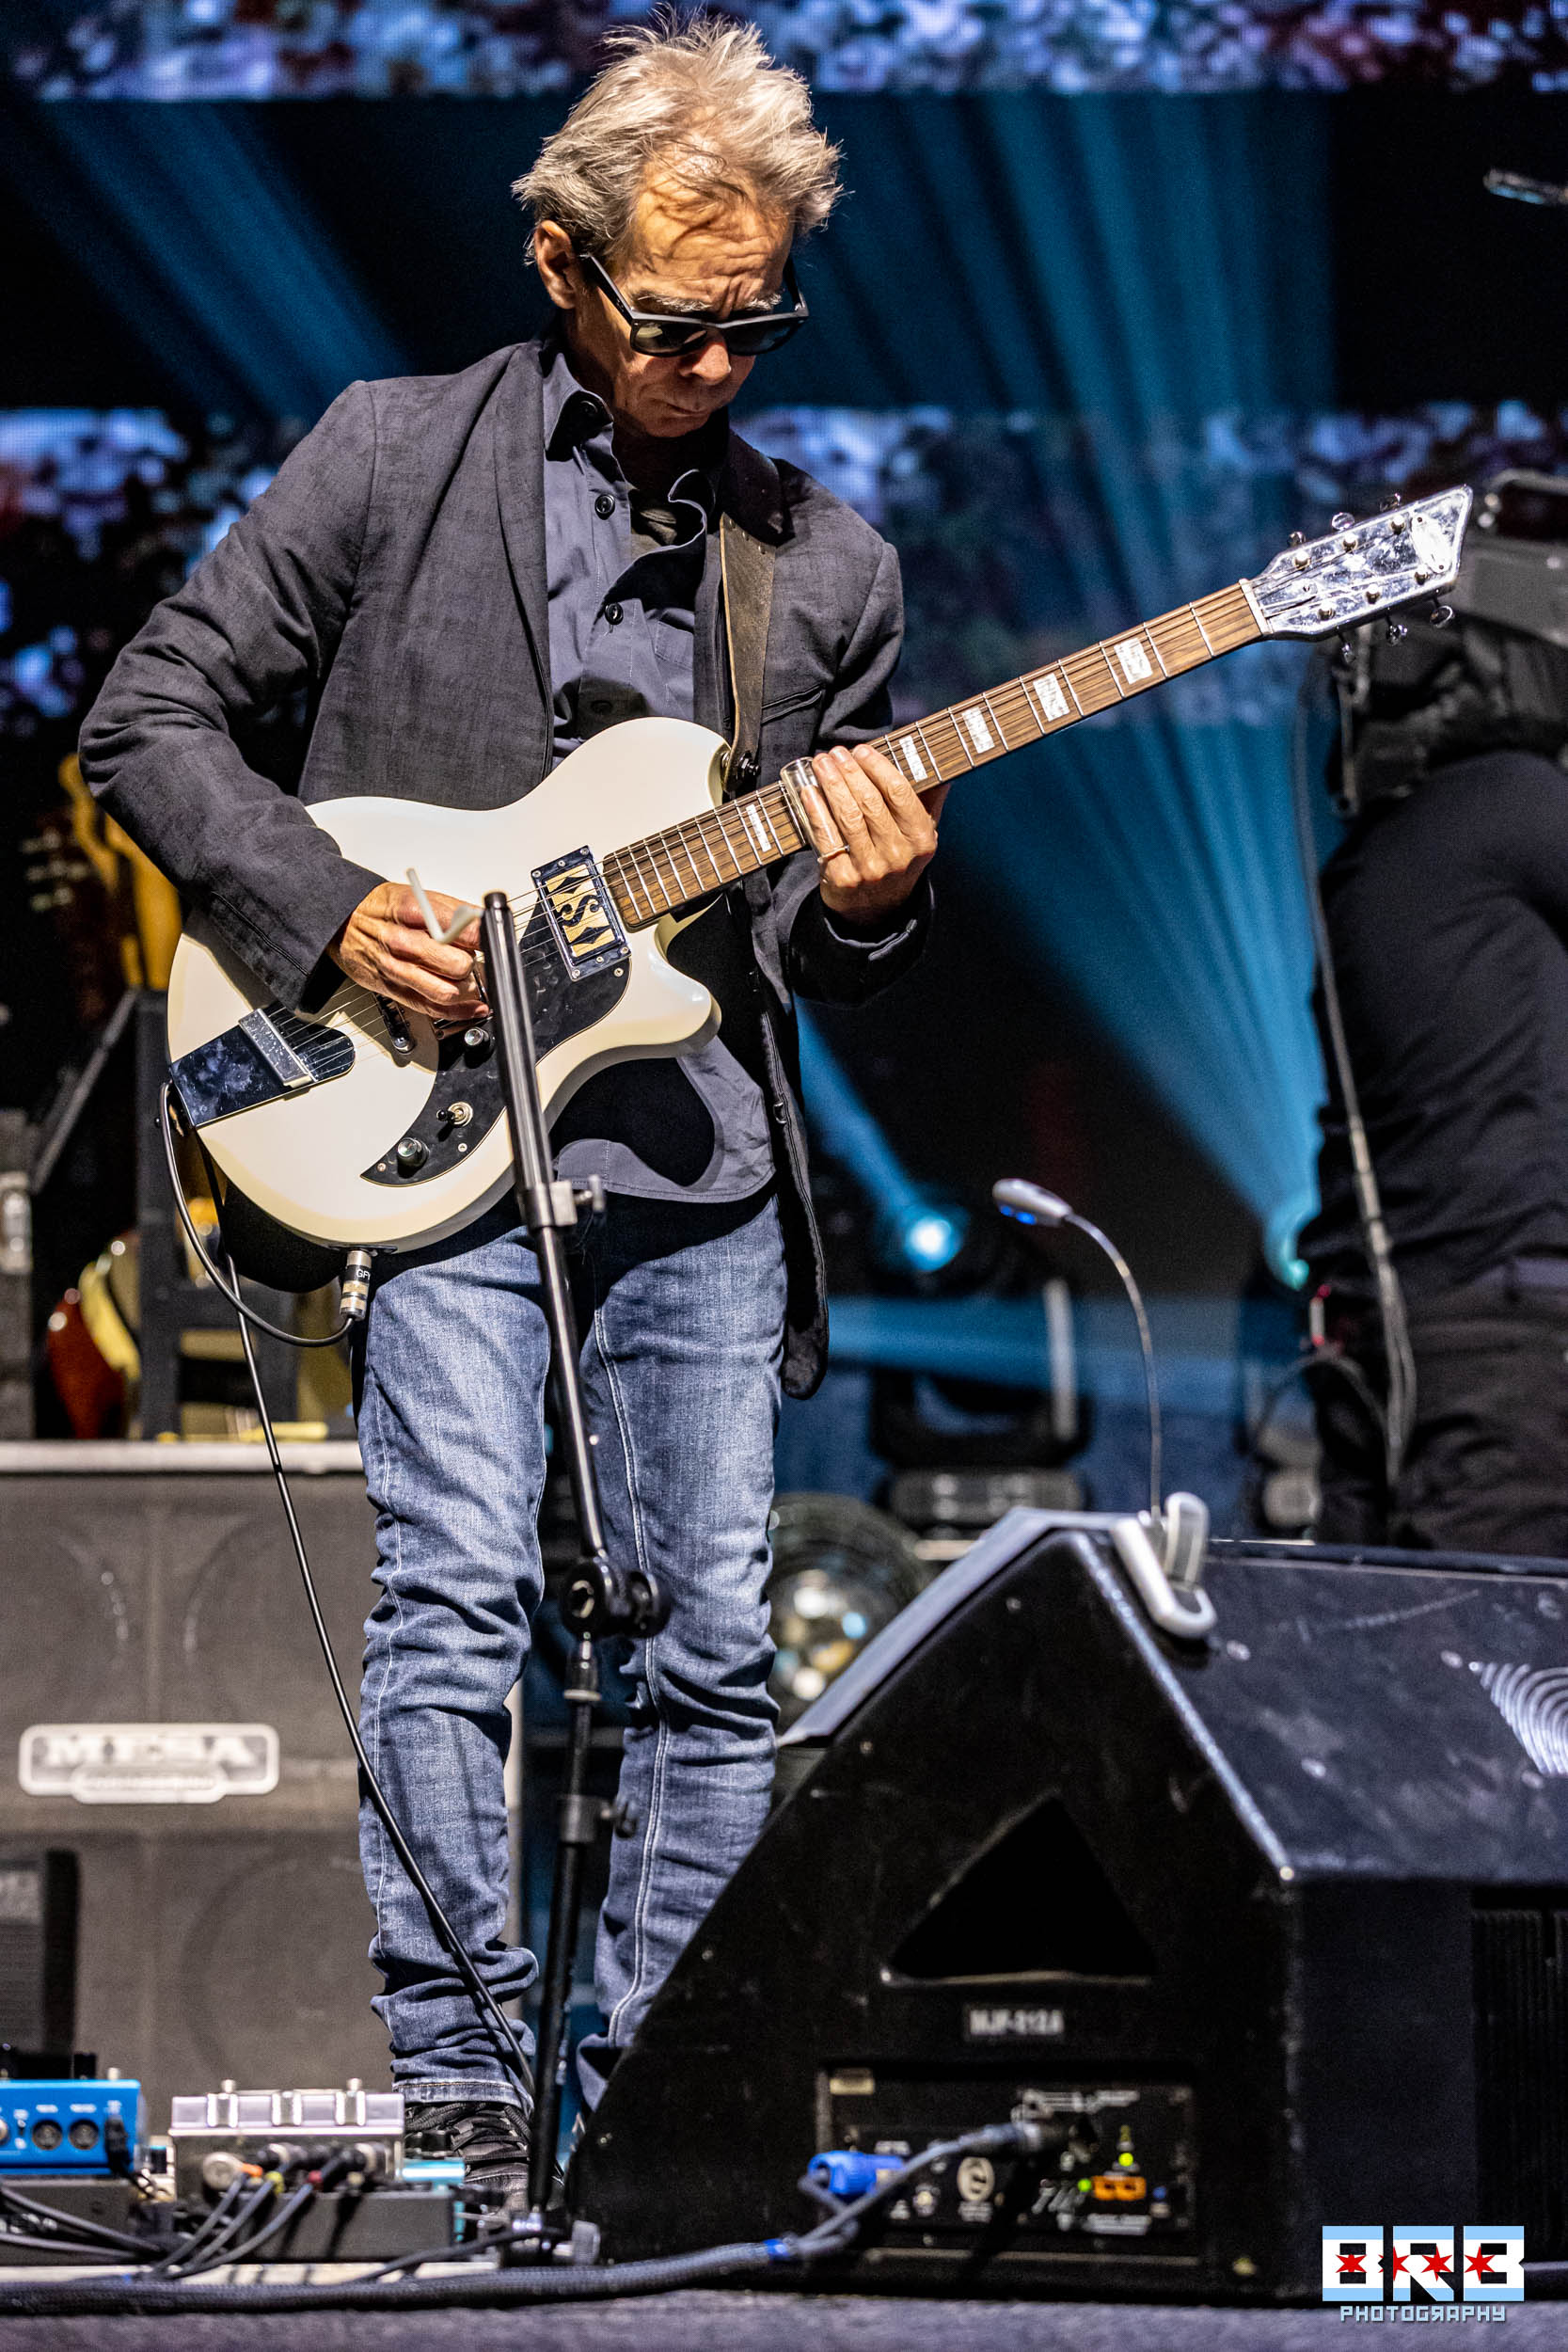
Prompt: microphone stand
<box><xmin>480</xmin><ymin>893</ymin><xmax>667</xmax><ymax>2249</ymax></box>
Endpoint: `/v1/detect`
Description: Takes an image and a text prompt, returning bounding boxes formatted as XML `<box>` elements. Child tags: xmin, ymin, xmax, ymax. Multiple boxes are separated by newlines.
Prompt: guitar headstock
<box><xmin>1246</xmin><ymin>485</ymin><xmax>1473</xmax><ymax>639</ymax></box>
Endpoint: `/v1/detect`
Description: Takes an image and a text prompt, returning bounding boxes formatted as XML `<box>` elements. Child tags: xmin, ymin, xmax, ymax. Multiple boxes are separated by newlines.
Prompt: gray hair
<box><xmin>512</xmin><ymin>15</ymin><xmax>841</xmax><ymax>262</ymax></box>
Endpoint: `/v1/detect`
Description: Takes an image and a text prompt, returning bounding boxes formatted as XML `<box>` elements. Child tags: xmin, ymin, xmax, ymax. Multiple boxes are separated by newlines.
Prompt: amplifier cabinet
<box><xmin>0</xmin><ymin>1445</ymin><xmax>387</xmax><ymax>2122</ymax></box>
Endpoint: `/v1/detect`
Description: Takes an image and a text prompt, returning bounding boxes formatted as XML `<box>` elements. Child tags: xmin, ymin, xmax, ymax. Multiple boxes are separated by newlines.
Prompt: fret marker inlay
<box><xmin>899</xmin><ymin>733</ymin><xmax>927</xmax><ymax>782</ymax></box>
<box><xmin>1115</xmin><ymin>637</ymin><xmax>1154</xmax><ymax>684</ymax></box>
<box><xmin>1033</xmin><ymin>674</ymin><xmax>1069</xmax><ymax>723</ymax></box>
<box><xmin>960</xmin><ymin>706</ymin><xmax>994</xmax><ymax>753</ymax></box>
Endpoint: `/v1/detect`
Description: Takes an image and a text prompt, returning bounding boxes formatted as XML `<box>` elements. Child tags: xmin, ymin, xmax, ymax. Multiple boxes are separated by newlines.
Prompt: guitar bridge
<box><xmin>171</xmin><ymin>1006</ymin><xmax>354</xmax><ymax>1128</ymax></box>
<box><xmin>533</xmin><ymin>848</ymin><xmax>626</xmax><ymax>981</ymax></box>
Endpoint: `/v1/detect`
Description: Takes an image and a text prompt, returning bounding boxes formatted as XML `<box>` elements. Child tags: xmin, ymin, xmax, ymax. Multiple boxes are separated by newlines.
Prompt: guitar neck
<box><xmin>601</xmin><ymin>580</ymin><xmax>1260</xmax><ymax>929</ymax></box>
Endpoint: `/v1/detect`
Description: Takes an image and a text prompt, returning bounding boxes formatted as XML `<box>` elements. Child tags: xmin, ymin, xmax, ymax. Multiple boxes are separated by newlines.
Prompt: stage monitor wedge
<box><xmin>575</xmin><ymin>1514</ymin><xmax>1568</xmax><ymax>2299</ymax></box>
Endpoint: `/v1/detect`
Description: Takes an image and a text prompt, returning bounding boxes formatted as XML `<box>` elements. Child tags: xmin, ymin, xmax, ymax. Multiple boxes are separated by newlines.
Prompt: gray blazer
<box><xmin>80</xmin><ymin>339</ymin><xmax>931</xmax><ymax>1395</ymax></box>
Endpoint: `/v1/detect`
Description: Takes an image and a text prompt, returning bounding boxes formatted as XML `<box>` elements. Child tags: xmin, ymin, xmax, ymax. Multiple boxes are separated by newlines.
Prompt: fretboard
<box><xmin>600</xmin><ymin>581</ymin><xmax>1259</xmax><ymax>929</ymax></box>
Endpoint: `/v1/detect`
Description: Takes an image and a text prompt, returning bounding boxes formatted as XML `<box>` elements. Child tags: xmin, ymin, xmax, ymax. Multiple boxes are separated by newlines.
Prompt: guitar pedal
<box><xmin>0</xmin><ymin>2076</ymin><xmax>143</xmax><ymax>2174</ymax></box>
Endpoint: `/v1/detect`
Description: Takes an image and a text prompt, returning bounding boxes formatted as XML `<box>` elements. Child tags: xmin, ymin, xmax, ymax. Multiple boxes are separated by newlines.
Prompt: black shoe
<box><xmin>405</xmin><ymin>2099</ymin><xmax>534</xmax><ymax>2213</ymax></box>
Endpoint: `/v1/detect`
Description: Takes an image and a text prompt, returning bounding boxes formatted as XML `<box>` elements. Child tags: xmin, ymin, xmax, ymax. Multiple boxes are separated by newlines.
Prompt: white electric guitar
<box><xmin>167</xmin><ymin>486</ymin><xmax>1472</xmax><ymax>1252</ymax></box>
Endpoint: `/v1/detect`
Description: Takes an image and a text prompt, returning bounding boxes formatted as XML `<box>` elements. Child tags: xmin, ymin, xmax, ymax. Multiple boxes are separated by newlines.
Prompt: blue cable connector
<box><xmin>806</xmin><ymin>2149</ymin><xmax>907</xmax><ymax>2199</ymax></box>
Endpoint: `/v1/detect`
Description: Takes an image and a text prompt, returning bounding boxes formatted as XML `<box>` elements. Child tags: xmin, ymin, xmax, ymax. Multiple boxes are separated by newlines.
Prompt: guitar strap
<box><xmin>719</xmin><ymin>511</ymin><xmax>775</xmax><ymax>796</ymax></box>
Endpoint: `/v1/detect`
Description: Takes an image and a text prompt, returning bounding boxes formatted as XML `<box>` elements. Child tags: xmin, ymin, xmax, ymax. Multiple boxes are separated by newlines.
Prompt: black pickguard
<box><xmin>361</xmin><ymin>906</ymin><xmax>629</xmax><ymax>1187</ymax></box>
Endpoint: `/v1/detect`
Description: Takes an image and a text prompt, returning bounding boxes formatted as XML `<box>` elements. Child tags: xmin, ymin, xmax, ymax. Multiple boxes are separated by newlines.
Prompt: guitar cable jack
<box><xmin>341</xmin><ymin>1248</ymin><xmax>374</xmax><ymax>1322</ymax></box>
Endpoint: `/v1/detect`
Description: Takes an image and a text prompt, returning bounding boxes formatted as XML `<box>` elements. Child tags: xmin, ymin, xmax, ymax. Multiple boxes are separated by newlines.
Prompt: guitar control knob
<box><xmin>395</xmin><ymin>1137</ymin><xmax>428</xmax><ymax>1175</ymax></box>
<box><xmin>462</xmin><ymin>1025</ymin><xmax>492</xmax><ymax>1056</ymax></box>
<box><xmin>1428</xmin><ymin>602</ymin><xmax>1455</xmax><ymax>629</ymax></box>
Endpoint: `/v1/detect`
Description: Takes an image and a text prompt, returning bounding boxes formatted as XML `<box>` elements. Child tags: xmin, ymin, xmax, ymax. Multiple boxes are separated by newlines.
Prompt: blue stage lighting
<box><xmin>896</xmin><ymin>1205</ymin><xmax>969</xmax><ymax>1274</ymax></box>
<box><xmin>796</xmin><ymin>1009</ymin><xmax>970</xmax><ymax>1277</ymax></box>
<box><xmin>20</xmin><ymin>103</ymin><xmax>404</xmax><ymax>420</ymax></box>
<box><xmin>1264</xmin><ymin>1191</ymin><xmax>1314</xmax><ymax>1292</ymax></box>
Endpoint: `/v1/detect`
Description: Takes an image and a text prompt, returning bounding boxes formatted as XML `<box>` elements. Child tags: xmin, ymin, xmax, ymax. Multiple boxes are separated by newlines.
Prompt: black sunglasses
<box><xmin>578</xmin><ymin>250</ymin><xmax>808</xmax><ymax>358</ymax></box>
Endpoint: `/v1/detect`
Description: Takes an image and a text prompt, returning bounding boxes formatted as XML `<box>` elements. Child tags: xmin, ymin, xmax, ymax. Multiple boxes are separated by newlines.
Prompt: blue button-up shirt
<box><xmin>540</xmin><ymin>342</ymin><xmax>776</xmax><ymax>1204</ymax></box>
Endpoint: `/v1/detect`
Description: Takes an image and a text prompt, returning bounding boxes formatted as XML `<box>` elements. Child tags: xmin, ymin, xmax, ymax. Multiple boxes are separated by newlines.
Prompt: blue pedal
<box><xmin>0</xmin><ymin>2079</ymin><xmax>144</xmax><ymax>2172</ymax></box>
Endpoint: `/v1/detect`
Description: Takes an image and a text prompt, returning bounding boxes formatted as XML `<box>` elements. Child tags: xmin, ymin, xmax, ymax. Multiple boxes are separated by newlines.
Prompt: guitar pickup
<box><xmin>171</xmin><ymin>1007</ymin><xmax>354</xmax><ymax>1128</ymax></box>
<box><xmin>533</xmin><ymin>848</ymin><xmax>626</xmax><ymax>982</ymax></box>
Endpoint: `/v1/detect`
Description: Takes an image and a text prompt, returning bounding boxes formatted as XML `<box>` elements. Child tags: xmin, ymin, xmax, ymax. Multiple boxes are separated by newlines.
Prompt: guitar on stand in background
<box><xmin>25</xmin><ymin>759</ymin><xmax>341</xmax><ymax>1439</ymax></box>
<box><xmin>165</xmin><ymin>488</ymin><xmax>1471</xmax><ymax>1256</ymax></box>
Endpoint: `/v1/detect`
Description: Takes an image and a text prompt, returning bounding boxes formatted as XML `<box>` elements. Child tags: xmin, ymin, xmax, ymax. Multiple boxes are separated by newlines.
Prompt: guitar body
<box><xmin>166</xmin><ymin>718</ymin><xmax>729</xmax><ymax>1251</ymax></box>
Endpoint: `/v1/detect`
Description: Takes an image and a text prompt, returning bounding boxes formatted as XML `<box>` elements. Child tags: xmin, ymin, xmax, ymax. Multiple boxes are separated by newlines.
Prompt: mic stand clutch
<box><xmin>479</xmin><ymin>893</ymin><xmax>668</xmax><ymax>2250</ymax></box>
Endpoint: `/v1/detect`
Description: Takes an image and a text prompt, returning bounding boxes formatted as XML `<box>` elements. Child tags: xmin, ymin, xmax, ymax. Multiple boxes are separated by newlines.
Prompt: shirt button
<box><xmin>594</xmin><ymin>493</ymin><xmax>615</xmax><ymax>520</ymax></box>
<box><xmin>604</xmin><ymin>601</ymin><xmax>624</xmax><ymax>627</ymax></box>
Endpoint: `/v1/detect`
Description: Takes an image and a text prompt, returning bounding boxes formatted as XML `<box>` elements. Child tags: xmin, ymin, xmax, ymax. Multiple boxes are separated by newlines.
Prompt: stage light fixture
<box><xmin>766</xmin><ymin>1494</ymin><xmax>932</xmax><ymax>1726</ymax></box>
<box><xmin>797</xmin><ymin>1009</ymin><xmax>977</xmax><ymax>1287</ymax></box>
<box><xmin>894</xmin><ymin>1203</ymin><xmax>970</xmax><ymax>1275</ymax></box>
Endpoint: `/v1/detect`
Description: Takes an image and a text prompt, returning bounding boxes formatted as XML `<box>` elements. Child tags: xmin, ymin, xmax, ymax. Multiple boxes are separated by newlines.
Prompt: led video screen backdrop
<box><xmin>8</xmin><ymin>398</ymin><xmax>1547</xmax><ymax>751</ymax></box>
<box><xmin>12</xmin><ymin>1</ymin><xmax>1564</xmax><ymax>97</ymax></box>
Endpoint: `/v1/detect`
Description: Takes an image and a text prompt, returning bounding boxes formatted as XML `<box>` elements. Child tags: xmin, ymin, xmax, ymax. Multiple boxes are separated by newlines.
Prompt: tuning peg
<box><xmin>1428</xmin><ymin>602</ymin><xmax>1455</xmax><ymax>628</ymax></box>
<box><xmin>1331</xmin><ymin>511</ymin><xmax>1355</xmax><ymax>530</ymax></box>
<box><xmin>1385</xmin><ymin>617</ymin><xmax>1408</xmax><ymax>643</ymax></box>
<box><xmin>1379</xmin><ymin>491</ymin><xmax>1403</xmax><ymax>510</ymax></box>
<box><xmin>1288</xmin><ymin>531</ymin><xmax>1306</xmax><ymax>547</ymax></box>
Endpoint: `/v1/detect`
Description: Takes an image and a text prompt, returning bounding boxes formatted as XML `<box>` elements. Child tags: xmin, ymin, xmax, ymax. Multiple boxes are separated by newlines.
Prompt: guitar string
<box><xmin>261</xmin><ymin>587</ymin><xmax>1260</xmax><ymax>1051</ymax></box>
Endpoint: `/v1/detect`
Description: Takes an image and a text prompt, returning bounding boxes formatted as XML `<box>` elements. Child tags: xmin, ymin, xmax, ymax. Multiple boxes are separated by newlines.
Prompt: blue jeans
<box><xmin>355</xmin><ymin>1187</ymin><xmax>785</xmax><ymax>2109</ymax></box>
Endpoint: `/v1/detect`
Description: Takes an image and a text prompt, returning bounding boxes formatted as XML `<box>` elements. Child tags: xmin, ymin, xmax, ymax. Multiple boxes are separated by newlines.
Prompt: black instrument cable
<box><xmin>0</xmin><ymin>2232</ymin><xmax>142</xmax><ymax>2265</ymax></box>
<box><xmin>1290</xmin><ymin>660</ymin><xmax>1417</xmax><ymax>1486</ymax></box>
<box><xmin>158</xmin><ymin>1085</ymin><xmax>356</xmax><ymax>1347</ymax></box>
<box><xmin>179</xmin><ymin>2148</ymin><xmax>361</xmax><ymax>2276</ymax></box>
<box><xmin>0</xmin><ymin>2184</ymin><xmax>159</xmax><ymax>2264</ymax></box>
<box><xmin>1248</xmin><ymin>1346</ymin><xmax>1389</xmax><ymax>1481</ymax></box>
<box><xmin>206</xmin><ymin>2181</ymin><xmax>316</xmax><ymax>2273</ymax></box>
<box><xmin>157</xmin><ymin>1083</ymin><xmax>534</xmax><ymax>2104</ymax></box>
<box><xmin>0</xmin><ymin>2122</ymin><xmax>1050</xmax><ymax>2312</ymax></box>
<box><xmin>164</xmin><ymin>2176</ymin><xmax>279</xmax><ymax>2280</ymax></box>
<box><xmin>143</xmin><ymin>2174</ymin><xmax>248</xmax><ymax>2276</ymax></box>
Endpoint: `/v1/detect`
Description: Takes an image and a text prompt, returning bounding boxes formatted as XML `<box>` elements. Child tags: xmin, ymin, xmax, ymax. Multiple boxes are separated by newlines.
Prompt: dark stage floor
<box><xmin>0</xmin><ymin>2293</ymin><xmax>1560</xmax><ymax>2351</ymax></box>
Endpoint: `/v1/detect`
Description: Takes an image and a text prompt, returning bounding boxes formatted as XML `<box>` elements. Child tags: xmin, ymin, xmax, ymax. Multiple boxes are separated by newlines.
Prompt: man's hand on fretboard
<box><xmin>801</xmin><ymin>742</ymin><xmax>948</xmax><ymax>926</ymax></box>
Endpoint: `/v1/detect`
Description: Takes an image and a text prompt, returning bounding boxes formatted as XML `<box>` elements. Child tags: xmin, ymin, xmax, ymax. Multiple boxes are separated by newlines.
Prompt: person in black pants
<box><xmin>1304</xmin><ymin>741</ymin><xmax>1568</xmax><ymax>1555</ymax></box>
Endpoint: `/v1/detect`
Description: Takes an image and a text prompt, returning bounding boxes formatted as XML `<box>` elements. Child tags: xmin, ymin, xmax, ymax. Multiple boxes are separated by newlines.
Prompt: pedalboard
<box><xmin>0</xmin><ymin>2078</ymin><xmax>468</xmax><ymax>2274</ymax></box>
<box><xmin>0</xmin><ymin>2076</ymin><xmax>142</xmax><ymax>2174</ymax></box>
<box><xmin>0</xmin><ymin>2171</ymin><xmax>457</xmax><ymax>2267</ymax></box>
<box><xmin>167</xmin><ymin>2082</ymin><xmax>404</xmax><ymax>2201</ymax></box>
<box><xmin>821</xmin><ymin>2074</ymin><xmax>1196</xmax><ymax>2253</ymax></box>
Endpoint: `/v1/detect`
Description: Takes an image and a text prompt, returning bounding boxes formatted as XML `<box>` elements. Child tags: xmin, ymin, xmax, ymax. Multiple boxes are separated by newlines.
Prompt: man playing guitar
<box><xmin>81</xmin><ymin>16</ymin><xmax>941</xmax><ymax>2201</ymax></box>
